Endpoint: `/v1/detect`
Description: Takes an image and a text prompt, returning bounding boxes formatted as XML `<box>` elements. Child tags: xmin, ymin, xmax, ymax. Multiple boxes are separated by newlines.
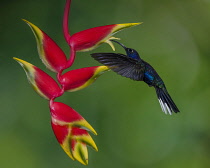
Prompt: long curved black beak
<box><xmin>111</xmin><ymin>40</ymin><xmax>127</xmax><ymax>49</ymax></box>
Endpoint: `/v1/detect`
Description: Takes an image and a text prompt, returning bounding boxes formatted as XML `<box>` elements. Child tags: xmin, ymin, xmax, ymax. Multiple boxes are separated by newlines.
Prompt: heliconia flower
<box><xmin>13</xmin><ymin>57</ymin><xmax>62</xmax><ymax>100</ymax></box>
<box><xmin>22</xmin><ymin>19</ymin><xmax>68</xmax><ymax>73</ymax></box>
<box><xmin>15</xmin><ymin>0</ymin><xmax>143</xmax><ymax>165</ymax></box>
<box><xmin>50</xmin><ymin>101</ymin><xmax>97</xmax><ymax>165</ymax></box>
<box><xmin>59</xmin><ymin>66</ymin><xmax>109</xmax><ymax>92</ymax></box>
<box><xmin>63</xmin><ymin>0</ymin><xmax>142</xmax><ymax>68</ymax></box>
<box><xmin>68</xmin><ymin>23</ymin><xmax>142</xmax><ymax>52</ymax></box>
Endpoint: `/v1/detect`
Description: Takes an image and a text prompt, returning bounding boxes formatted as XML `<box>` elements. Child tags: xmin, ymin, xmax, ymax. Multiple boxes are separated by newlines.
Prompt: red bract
<box><xmin>60</xmin><ymin>66</ymin><xmax>109</xmax><ymax>92</ymax></box>
<box><xmin>23</xmin><ymin>19</ymin><xmax>68</xmax><ymax>73</ymax></box>
<box><xmin>50</xmin><ymin>101</ymin><xmax>97</xmax><ymax>135</ymax></box>
<box><xmin>13</xmin><ymin>57</ymin><xmax>62</xmax><ymax>100</ymax></box>
<box><xmin>69</xmin><ymin>23</ymin><xmax>141</xmax><ymax>52</ymax></box>
<box><xmin>50</xmin><ymin>102</ymin><xmax>97</xmax><ymax>165</ymax></box>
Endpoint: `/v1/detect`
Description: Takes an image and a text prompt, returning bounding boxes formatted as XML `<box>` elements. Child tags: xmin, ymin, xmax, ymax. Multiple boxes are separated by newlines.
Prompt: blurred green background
<box><xmin>1</xmin><ymin>0</ymin><xmax>210</xmax><ymax>167</ymax></box>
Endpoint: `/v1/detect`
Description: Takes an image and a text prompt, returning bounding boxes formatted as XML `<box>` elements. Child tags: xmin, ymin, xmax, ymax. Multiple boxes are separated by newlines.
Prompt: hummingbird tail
<box><xmin>155</xmin><ymin>87</ymin><xmax>180</xmax><ymax>115</ymax></box>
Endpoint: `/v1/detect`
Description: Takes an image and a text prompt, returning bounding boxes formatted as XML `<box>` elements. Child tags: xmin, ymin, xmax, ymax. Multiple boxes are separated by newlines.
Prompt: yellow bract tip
<box><xmin>72</xmin><ymin>143</ymin><xmax>88</xmax><ymax>165</ymax></box>
<box><xmin>77</xmin><ymin>134</ymin><xmax>98</xmax><ymax>152</ymax></box>
<box><xmin>13</xmin><ymin>57</ymin><xmax>33</xmax><ymax>68</ymax></box>
<box><xmin>22</xmin><ymin>19</ymin><xmax>43</xmax><ymax>42</ymax></box>
<box><xmin>120</xmin><ymin>22</ymin><xmax>143</xmax><ymax>27</ymax></box>
<box><xmin>22</xmin><ymin>19</ymin><xmax>36</xmax><ymax>28</ymax></box>
<box><xmin>74</xmin><ymin>120</ymin><xmax>98</xmax><ymax>136</ymax></box>
<box><xmin>21</xmin><ymin>18</ymin><xmax>28</xmax><ymax>23</ymax></box>
<box><xmin>95</xmin><ymin>66</ymin><xmax>110</xmax><ymax>74</ymax></box>
<box><xmin>113</xmin><ymin>22</ymin><xmax>143</xmax><ymax>33</ymax></box>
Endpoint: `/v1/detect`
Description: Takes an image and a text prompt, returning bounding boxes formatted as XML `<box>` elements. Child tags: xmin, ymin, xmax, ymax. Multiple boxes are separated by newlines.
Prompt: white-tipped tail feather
<box><xmin>155</xmin><ymin>87</ymin><xmax>179</xmax><ymax>114</ymax></box>
<box><xmin>158</xmin><ymin>98</ymin><xmax>172</xmax><ymax>115</ymax></box>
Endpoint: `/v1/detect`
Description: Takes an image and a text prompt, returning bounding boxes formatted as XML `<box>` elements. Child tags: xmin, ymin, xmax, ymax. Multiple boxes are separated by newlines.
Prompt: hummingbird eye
<box><xmin>127</xmin><ymin>48</ymin><xmax>133</xmax><ymax>53</ymax></box>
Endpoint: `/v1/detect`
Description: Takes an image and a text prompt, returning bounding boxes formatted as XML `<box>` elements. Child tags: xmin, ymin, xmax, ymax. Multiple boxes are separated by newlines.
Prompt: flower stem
<box><xmin>63</xmin><ymin>0</ymin><xmax>71</xmax><ymax>43</ymax></box>
<box><xmin>56</xmin><ymin>70</ymin><xmax>65</xmax><ymax>98</ymax></box>
<box><xmin>66</xmin><ymin>46</ymin><xmax>76</xmax><ymax>68</ymax></box>
<box><xmin>49</xmin><ymin>98</ymin><xmax>54</xmax><ymax>108</ymax></box>
<box><xmin>57</xmin><ymin>70</ymin><xmax>63</xmax><ymax>83</ymax></box>
<box><xmin>63</xmin><ymin>0</ymin><xmax>76</xmax><ymax>69</ymax></box>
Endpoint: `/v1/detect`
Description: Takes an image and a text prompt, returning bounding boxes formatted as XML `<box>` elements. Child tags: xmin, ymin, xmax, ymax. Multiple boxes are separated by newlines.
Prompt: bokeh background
<box><xmin>1</xmin><ymin>0</ymin><xmax>210</xmax><ymax>167</ymax></box>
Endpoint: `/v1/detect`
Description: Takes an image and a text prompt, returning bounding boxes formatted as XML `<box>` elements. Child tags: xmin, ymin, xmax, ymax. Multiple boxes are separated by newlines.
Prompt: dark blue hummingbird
<box><xmin>91</xmin><ymin>40</ymin><xmax>180</xmax><ymax>115</ymax></box>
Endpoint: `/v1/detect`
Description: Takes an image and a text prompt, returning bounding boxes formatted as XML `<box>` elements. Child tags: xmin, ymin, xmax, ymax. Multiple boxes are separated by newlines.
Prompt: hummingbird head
<box><xmin>111</xmin><ymin>40</ymin><xmax>140</xmax><ymax>60</ymax></box>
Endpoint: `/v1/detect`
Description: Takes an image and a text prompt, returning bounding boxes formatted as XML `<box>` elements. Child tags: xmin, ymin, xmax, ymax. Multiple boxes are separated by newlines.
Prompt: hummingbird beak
<box><xmin>110</xmin><ymin>40</ymin><xmax>127</xmax><ymax>49</ymax></box>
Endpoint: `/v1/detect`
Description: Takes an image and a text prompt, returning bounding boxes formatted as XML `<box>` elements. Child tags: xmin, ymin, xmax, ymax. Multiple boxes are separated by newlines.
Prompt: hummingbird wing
<box><xmin>91</xmin><ymin>53</ymin><xmax>145</xmax><ymax>81</ymax></box>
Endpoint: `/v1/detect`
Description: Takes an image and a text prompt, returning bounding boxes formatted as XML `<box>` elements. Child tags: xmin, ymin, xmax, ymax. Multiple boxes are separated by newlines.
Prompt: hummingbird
<box><xmin>91</xmin><ymin>40</ymin><xmax>180</xmax><ymax>115</ymax></box>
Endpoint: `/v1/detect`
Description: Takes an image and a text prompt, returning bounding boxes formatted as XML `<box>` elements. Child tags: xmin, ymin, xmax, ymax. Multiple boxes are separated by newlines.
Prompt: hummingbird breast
<box><xmin>143</xmin><ymin>61</ymin><xmax>164</xmax><ymax>88</ymax></box>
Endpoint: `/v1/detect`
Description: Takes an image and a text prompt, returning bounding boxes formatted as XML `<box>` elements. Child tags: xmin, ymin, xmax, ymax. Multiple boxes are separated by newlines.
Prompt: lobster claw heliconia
<box><xmin>50</xmin><ymin>101</ymin><xmax>98</xmax><ymax>165</ymax></box>
<box><xmin>13</xmin><ymin>57</ymin><xmax>62</xmax><ymax>100</ymax></box>
<box><xmin>68</xmin><ymin>23</ymin><xmax>142</xmax><ymax>52</ymax></box>
<box><xmin>23</xmin><ymin>19</ymin><xmax>68</xmax><ymax>73</ymax></box>
<box><xmin>14</xmin><ymin>0</ymin><xmax>143</xmax><ymax>165</ymax></box>
<box><xmin>59</xmin><ymin>66</ymin><xmax>109</xmax><ymax>92</ymax></box>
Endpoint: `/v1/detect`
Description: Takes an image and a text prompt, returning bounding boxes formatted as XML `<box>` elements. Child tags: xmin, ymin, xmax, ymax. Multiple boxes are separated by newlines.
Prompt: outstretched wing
<box><xmin>91</xmin><ymin>53</ymin><xmax>145</xmax><ymax>81</ymax></box>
